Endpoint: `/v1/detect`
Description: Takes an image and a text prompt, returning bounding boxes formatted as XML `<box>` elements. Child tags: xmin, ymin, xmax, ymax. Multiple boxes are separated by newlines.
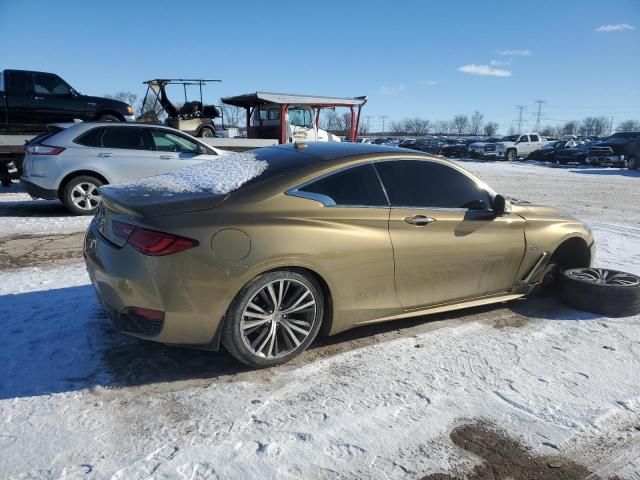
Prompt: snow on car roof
<box><xmin>102</xmin><ymin>151</ymin><xmax>267</xmax><ymax>195</ymax></box>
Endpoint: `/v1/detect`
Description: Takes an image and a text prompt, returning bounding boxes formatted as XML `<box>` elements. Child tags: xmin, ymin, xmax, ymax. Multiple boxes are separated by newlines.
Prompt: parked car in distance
<box><xmin>554</xmin><ymin>142</ymin><xmax>592</xmax><ymax>165</ymax></box>
<box><xmin>586</xmin><ymin>131</ymin><xmax>640</xmax><ymax>167</ymax></box>
<box><xmin>84</xmin><ymin>142</ymin><xmax>595</xmax><ymax>367</ymax></box>
<box><xmin>0</xmin><ymin>69</ymin><xmax>135</xmax><ymax>133</ymax></box>
<box><xmin>21</xmin><ymin>123</ymin><xmax>228</xmax><ymax>215</ymax></box>
<box><xmin>468</xmin><ymin>137</ymin><xmax>504</xmax><ymax>159</ymax></box>
<box><xmin>495</xmin><ymin>133</ymin><xmax>544</xmax><ymax>161</ymax></box>
<box><xmin>441</xmin><ymin>138</ymin><xmax>483</xmax><ymax>158</ymax></box>
<box><xmin>399</xmin><ymin>138</ymin><xmax>417</xmax><ymax>149</ymax></box>
<box><xmin>527</xmin><ymin>140</ymin><xmax>584</xmax><ymax>162</ymax></box>
<box><xmin>411</xmin><ymin>137</ymin><xmax>447</xmax><ymax>155</ymax></box>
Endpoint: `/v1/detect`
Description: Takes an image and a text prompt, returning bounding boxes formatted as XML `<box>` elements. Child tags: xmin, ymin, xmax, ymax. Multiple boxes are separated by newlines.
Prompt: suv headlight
<box><xmin>126</xmin><ymin>105</ymin><xmax>134</xmax><ymax>115</ymax></box>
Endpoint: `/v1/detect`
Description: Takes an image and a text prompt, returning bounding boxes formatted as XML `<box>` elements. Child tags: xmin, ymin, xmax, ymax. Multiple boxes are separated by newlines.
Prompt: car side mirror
<box><xmin>493</xmin><ymin>194</ymin><xmax>507</xmax><ymax>216</ymax></box>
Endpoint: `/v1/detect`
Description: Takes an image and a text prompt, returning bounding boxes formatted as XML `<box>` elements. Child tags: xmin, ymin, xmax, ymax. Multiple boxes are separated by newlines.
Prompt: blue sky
<box><xmin>1</xmin><ymin>0</ymin><xmax>639</xmax><ymax>133</ymax></box>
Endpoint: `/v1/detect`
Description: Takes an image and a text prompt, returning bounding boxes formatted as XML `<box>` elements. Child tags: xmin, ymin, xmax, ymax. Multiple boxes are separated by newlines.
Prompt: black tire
<box><xmin>559</xmin><ymin>268</ymin><xmax>640</xmax><ymax>317</ymax></box>
<box><xmin>506</xmin><ymin>149</ymin><xmax>517</xmax><ymax>162</ymax></box>
<box><xmin>221</xmin><ymin>270</ymin><xmax>324</xmax><ymax>368</ymax></box>
<box><xmin>198</xmin><ymin>126</ymin><xmax>215</xmax><ymax>138</ymax></box>
<box><xmin>629</xmin><ymin>156</ymin><xmax>638</xmax><ymax>170</ymax></box>
<box><xmin>97</xmin><ymin>114</ymin><xmax>121</xmax><ymax>122</ymax></box>
<box><xmin>62</xmin><ymin>175</ymin><xmax>104</xmax><ymax>215</ymax></box>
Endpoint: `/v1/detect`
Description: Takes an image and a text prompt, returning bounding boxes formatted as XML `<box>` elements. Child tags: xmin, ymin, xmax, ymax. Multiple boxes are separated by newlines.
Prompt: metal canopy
<box><xmin>222</xmin><ymin>92</ymin><xmax>367</xmax><ymax>108</ymax></box>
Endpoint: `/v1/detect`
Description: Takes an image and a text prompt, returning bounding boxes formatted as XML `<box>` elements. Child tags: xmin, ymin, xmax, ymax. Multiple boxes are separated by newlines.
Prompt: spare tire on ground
<box><xmin>560</xmin><ymin>268</ymin><xmax>640</xmax><ymax>317</ymax></box>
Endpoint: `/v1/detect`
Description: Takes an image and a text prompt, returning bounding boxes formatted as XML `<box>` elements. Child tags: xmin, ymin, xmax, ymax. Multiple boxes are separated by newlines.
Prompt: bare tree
<box><xmin>616</xmin><ymin>119</ymin><xmax>640</xmax><ymax>131</ymax></box>
<box><xmin>541</xmin><ymin>125</ymin><xmax>555</xmax><ymax>137</ymax></box>
<box><xmin>105</xmin><ymin>91</ymin><xmax>138</xmax><ymax>107</ymax></box>
<box><xmin>483</xmin><ymin>121</ymin><xmax>499</xmax><ymax>137</ymax></box>
<box><xmin>452</xmin><ymin>115</ymin><xmax>469</xmax><ymax>136</ymax></box>
<box><xmin>390</xmin><ymin>120</ymin><xmax>406</xmax><ymax>134</ymax></box>
<box><xmin>562</xmin><ymin>120</ymin><xmax>578</xmax><ymax>135</ymax></box>
<box><xmin>219</xmin><ymin>99</ymin><xmax>245</xmax><ymax>128</ymax></box>
<box><xmin>580</xmin><ymin>116</ymin><xmax>609</xmax><ymax>136</ymax></box>
<box><xmin>469</xmin><ymin>111</ymin><xmax>484</xmax><ymax>135</ymax></box>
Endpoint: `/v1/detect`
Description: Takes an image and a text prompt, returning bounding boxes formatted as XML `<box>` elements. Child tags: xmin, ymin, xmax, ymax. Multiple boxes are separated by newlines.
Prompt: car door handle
<box><xmin>98</xmin><ymin>152</ymin><xmax>112</xmax><ymax>157</ymax></box>
<box><xmin>404</xmin><ymin>215</ymin><xmax>436</xmax><ymax>226</ymax></box>
<box><xmin>159</xmin><ymin>155</ymin><xmax>175</xmax><ymax>160</ymax></box>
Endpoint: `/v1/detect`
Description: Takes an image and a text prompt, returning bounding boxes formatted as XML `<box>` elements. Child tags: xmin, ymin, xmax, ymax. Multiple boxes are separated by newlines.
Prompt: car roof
<box><xmin>262</xmin><ymin>142</ymin><xmax>415</xmax><ymax>163</ymax></box>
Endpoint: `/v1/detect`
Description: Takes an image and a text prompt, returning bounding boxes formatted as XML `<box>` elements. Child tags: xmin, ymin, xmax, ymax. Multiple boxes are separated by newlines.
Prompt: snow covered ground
<box><xmin>1</xmin><ymin>161</ymin><xmax>640</xmax><ymax>479</ymax></box>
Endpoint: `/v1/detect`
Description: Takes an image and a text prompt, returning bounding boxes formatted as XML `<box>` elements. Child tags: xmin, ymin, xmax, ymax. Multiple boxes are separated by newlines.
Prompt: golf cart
<box><xmin>139</xmin><ymin>79</ymin><xmax>224</xmax><ymax>138</ymax></box>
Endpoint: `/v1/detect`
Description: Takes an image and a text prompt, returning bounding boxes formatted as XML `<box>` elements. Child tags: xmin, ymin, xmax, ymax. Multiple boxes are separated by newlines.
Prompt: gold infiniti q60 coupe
<box><xmin>84</xmin><ymin>143</ymin><xmax>595</xmax><ymax>367</ymax></box>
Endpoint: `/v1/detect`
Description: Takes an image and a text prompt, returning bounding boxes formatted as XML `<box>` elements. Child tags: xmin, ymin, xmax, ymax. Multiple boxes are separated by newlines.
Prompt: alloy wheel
<box><xmin>566</xmin><ymin>268</ymin><xmax>640</xmax><ymax>286</ymax></box>
<box><xmin>240</xmin><ymin>279</ymin><xmax>317</xmax><ymax>359</ymax></box>
<box><xmin>71</xmin><ymin>182</ymin><xmax>101</xmax><ymax>211</ymax></box>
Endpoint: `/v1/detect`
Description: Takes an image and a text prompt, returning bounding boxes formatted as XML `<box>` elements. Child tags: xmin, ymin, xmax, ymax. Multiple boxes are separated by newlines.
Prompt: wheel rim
<box><xmin>567</xmin><ymin>268</ymin><xmax>640</xmax><ymax>286</ymax></box>
<box><xmin>240</xmin><ymin>279</ymin><xmax>317</xmax><ymax>359</ymax></box>
<box><xmin>202</xmin><ymin>129</ymin><xmax>214</xmax><ymax>138</ymax></box>
<box><xmin>71</xmin><ymin>182</ymin><xmax>101</xmax><ymax>210</ymax></box>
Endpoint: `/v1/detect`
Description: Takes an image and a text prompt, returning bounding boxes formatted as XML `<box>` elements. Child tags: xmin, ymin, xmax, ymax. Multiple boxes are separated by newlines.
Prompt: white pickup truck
<box><xmin>495</xmin><ymin>133</ymin><xmax>544</xmax><ymax>161</ymax></box>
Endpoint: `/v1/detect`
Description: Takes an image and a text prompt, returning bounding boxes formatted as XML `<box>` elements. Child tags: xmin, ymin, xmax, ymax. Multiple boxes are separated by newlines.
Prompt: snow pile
<box><xmin>102</xmin><ymin>152</ymin><xmax>268</xmax><ymax>195</ymax></box>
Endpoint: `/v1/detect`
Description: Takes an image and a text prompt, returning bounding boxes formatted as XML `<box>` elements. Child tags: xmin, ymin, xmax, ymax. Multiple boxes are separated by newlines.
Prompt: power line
<box><xmin>534</xmin><ymin>99</ymin><xmax>546</xmax><ymax>131</ymax></box>
<box><xmin>514</xmin><ymin>105</ymin><xmax>526</xmax><ymax>133</ymax></box>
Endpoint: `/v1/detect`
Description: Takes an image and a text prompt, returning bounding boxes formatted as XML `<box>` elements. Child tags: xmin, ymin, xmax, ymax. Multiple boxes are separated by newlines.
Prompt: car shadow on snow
<box><xmin>0</xmin><ymin>285</ymin><xmax>602</xmax><ymax>400</ymax></box>
<box><xmin>570</xmin><ymin>168</ymin><xmax>640</xmax><ymax>177</ymax></box>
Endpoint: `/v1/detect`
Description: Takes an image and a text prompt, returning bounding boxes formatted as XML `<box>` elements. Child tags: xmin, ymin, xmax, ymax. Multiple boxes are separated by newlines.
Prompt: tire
<box><xmin>506</xmin><ymin>149</ymin><xmax>517</xmax><ymax>162</ymax></box>
<box><xmin>198</xmin><ymin>126</ymin><xmax>215</xmax><ymax>138</ymax></box>
<box><xmin>62</xmin><ymin>175</ymin><xmax>104</xmax><ymax>215</ymax></box>
<box><xmin>629</xmin><ymin>156</ymin><xmax>638</xmax><ymax>170</ymax></box>
<box><xmin>97</xmin><ymin>114</ymin><xmax>121</xmax><ymax>122</ymax></box>
<box><xmin>559</xmin><ymin>268</ymin><xmax>640</xmax><ymax>317</ymax></box>
<box><xmin>221</xmin><ymin>270</ymin><xmax>324</xmax><ymax>368</ymax></box>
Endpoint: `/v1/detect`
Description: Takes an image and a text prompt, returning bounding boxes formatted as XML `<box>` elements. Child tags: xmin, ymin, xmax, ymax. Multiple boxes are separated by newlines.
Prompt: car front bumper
<box><xmin>586</xmin><ymin>155</ymin><xmax>624</xmax><ymax>165</ymax></box>
<box><xmin>124</xmin><ymin>115</ymin><xmax>136</xmax><ymax>122</ymax></box>
<box><xmin>20</xmin><ymin>178</ymin><xmax>58</xmax><ymax>200</ymax></box>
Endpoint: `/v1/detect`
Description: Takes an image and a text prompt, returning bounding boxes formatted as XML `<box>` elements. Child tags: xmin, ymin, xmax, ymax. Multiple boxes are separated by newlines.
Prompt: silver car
<box><xmin>20</xmin><ymin>122</ymin><xmax>228</xmax><ymax>215</ymax></box>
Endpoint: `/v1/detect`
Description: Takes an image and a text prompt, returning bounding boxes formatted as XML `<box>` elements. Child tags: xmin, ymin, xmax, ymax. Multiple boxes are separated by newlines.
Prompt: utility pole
<box><xmin>379</xmin><ymin>115</ymin><xmax>388</xmax><ymax>134</ymax></box>
<box><xmin>534</xmin><ymin>99</ymin><xmax>545</xmax><ymax>131</ymax></box>
<box><xmin>515</xmin><ymin>105</ymin><xmax>526</xmax><ymax>133</ymax></box>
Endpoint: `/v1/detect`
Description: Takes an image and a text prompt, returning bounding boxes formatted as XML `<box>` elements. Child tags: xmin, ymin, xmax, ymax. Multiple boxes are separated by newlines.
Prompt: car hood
<box><xmin>558</xmin><ymin>147</ymin><xmax>588</xmax><ymax>155</ymax></box>
<box><xmin>509</xmin><ymin>199</ymin><xmax>579</xmax><ymax>222</ymax></box>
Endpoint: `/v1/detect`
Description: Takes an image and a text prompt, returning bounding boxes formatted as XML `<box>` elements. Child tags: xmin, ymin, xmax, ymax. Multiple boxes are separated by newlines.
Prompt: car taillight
<box><xmin>25</xmin><ymin>144</ymin><xmax>65</xmax><ymax>155</ymax></box>
<box><xmin>111</xmin><ymin>221</ymin><xmax>198</xmax><ymax>256</ymax></box>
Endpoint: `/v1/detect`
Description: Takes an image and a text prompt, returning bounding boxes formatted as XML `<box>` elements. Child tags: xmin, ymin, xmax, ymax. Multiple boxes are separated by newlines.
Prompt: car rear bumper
<box><xmin>20</xmin><ymin>178</ymin><xmax>58</xmax><ymax>200</ymax></box>
<box><xmin>83</xmin><ymin>221</ymin><xmax>227</xmax><ymax>349</ymax></box>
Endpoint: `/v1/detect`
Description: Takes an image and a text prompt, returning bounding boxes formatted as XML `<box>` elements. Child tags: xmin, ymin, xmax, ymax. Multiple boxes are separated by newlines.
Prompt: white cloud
<box><xmin>596</xmin><ymin>24</ymin><xmax>635</xmax><ymax>32</ymax></box>
<box><xmin>497</xmin><ymin>49</ymin><xmax>531</xmax><ymax>56</ymax></box>
<box><xmin>490</xmin><ymin>59</ymin><xmax>511</xmax><ymax>66</ymax></box>
<box><xmin>423</xmin><ymin>80</ymin><xmax>438</xmax><ymax>86</ymax></box>
<box><xmin>377</xmin><ymin>84</ymin><xmax>405</xmax><ymax>95</ymax></box>
<box><xmin>458</xmin><ymin>64</ymin><xmax>512</xmax><ymax>77</ymax></box>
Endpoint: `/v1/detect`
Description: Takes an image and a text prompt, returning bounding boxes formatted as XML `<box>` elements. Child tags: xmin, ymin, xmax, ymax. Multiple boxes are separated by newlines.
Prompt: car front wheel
<box><xmin>506</xmin><ymin>149</ymin><xmax>517</xmax><ymax>161</ymax></box>
<box><xmin>222</xmin><ymin>270</ymin><xmax>324</xmax><ymax>368</ymax></box>
<box><xmin>62</xmin><ymin>175</ymin><xmax>103</xmax><ymax>215</ymax></box>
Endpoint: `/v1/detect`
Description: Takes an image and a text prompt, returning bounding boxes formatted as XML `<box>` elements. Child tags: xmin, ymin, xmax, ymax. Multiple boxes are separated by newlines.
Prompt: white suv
<box><xmin>21</xmin><ymin>123</ymin><xmax>227</xmax><ymax>215</ymax></box>
<box><xmin>495</xmin><ymin>133</ymin><xmax>544</xmax><ymax>161</ymax></box>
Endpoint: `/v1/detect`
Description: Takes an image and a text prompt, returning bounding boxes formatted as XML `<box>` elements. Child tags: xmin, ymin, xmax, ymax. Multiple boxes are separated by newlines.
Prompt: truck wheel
<box><xmin>97</xmin><ymin>114</ymin><xmax>121</xmax><ymax>122</ymax></box>
<box><xmin>560</xmin><ymin>268</ymin><xmax>640</xmax><ymax>317</ymax></box>
<box><xmin>506</xmin><ymin>149</ymin><xmax>517</xmax><ymax>162</ymax></box>
<box><xmin>629</xmin><ymin>156</ymin><xmax>638</xmax><ymax>170</ymax></box>
<box><xmin>199</xmin><ymin>126</ymin><xmax>215</xmax><ymax>138</ymax></box>
<box><xmin>62</xmin><ymin>175</ymin><xmax>103</xmax><ymax>215</ymax></box>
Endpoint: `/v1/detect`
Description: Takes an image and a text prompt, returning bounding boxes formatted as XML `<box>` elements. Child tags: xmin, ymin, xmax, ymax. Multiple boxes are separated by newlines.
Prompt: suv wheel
<box><xmin>222</xmin><ymin>270</ymin><xmax>324</xmax><ymax>368</ymax></box>
<box><xmin>627</xmin><ymin>156</ymin><xmax>637</xmax><ymax>170</ymax></box>
<box><xmin>506</xmin><ymin>149</ymin><xmax>517</xmax><ymax>162</ymax></box>
<box><xmin>62</xmin><ymin>175</ymin><xmax>103</xmax><ymax>215</ymax></box>
<box><xmin>560</xmin><ymin>268</ymin><xmax>640</xmax><ymax>317</ymax></box>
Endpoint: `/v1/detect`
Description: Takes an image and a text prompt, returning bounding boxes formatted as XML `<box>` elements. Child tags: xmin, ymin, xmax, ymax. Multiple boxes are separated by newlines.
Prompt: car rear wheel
<box><xmin>629</xmin><ymin>156</ymin><xmax>638</xmax><ymax>170</ymax></box>
<box><xmin>560</xmin><ymin>268</ymin><xmax>640</xmax><ymax>317</ymax></box>
<box><xmin>222</xmin><ymin>270</ymin><xmax>324</xmax><ymax>368</ymax></box>
<box><xmin>62</xmin><ymin>175</ymin><xmax>103</xmax><ymax>215</ymax></box>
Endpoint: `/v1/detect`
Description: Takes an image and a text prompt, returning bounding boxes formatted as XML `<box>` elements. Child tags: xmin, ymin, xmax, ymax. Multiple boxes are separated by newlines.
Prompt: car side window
<box><xmin>151</xmin><ymin>130</ymin><xmax>200</xmax><ymax>154</ymax></box>
<box><xmin>298</xmin><ymin>163</ymin><xmax>388</xmax><ymax>207</ymax></box>
<box><xmin>100</xmin><ymin>127</ymin><xmax>153</xmax><ymax>150</ymax></box>
<box><xmin>375</xmin><ymin>160</ymin><xmax>492</xmax><ymax>210</ymax></box>
<box><xmin>530</xmin><ymin>134</ymin><xmax>540</xmax><ymax>142</ymax></box>
<box><xmin>6</xmin><ymin>71</ymin><xmax>29</xmax><ymax>94</ymax></box>
<box><xmin>74</xmin><ymin>128</ymin><xmax>105</xmax><ymax>147</ymax></box>
<box><xmin>518</xmin><ymin>135</ymin><xmax>529</xmax><ymax>143</ymax></box>
<box><xmin>33</xmin><ymin>73</ymin><xmax>71</xmax><ymax>96</ymax></box>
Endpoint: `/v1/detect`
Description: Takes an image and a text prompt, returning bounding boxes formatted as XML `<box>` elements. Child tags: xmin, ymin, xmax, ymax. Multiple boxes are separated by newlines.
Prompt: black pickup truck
<box><xmin>0</xmin><ymin>69</ymin><xmax>134</xmax><ymax>133</ymax></box>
